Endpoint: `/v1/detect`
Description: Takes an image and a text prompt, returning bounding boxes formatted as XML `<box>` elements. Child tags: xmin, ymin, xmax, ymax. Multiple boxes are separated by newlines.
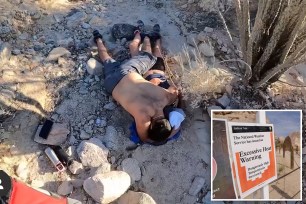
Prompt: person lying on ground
<box><xmin>93</xmin><ymin>28</ymin><xmax>182</xmax><ymax>144</ymax></box>
<box><xmin>130</xmin><ymin>23</ymin><xmax>185</xmax><ymax>136</ymax></box>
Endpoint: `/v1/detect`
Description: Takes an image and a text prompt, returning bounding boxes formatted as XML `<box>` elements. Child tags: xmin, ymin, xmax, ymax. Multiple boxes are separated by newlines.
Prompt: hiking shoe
<box><xmin>136</xmin><ymin>20</ymin><xmax>145</xmax><ymax>33</ymax></box>
<box><xmin>93</xmin><ymin>30</ymin><xmax>103</xmax><ymax>43</ymax></box>
<box><xmin>153</xmin><ymin>24</ymin><xmax>161</xmax><ymax>33</ymax></box>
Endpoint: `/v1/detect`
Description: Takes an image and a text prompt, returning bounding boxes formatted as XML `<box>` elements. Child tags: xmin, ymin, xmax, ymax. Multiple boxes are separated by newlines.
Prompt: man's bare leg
<box><xmin>141</xmin><ymin>36</ymin><xmax>152</xmax><ymax>54</ymax></box>
<box><xmin>129</xmin><ymin>32</ymin><xmax>141</xmax><ymax>57</ymax></box>
<box><xmin>96</xmin><ymin>39</ymin><xmax>113</xmax><ymax>63</ymax></box>
<box><xmin>152</xmin><ymin>39</ymin><xmax>163</xmax><ymax>58</ymax></box>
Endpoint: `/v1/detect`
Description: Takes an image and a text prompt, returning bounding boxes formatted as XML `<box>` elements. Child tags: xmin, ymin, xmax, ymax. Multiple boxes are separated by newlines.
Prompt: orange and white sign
<box><xmin>227</xmin><ymin>122</ymin><xmax>277</xmax><ymax>198</ymax></box>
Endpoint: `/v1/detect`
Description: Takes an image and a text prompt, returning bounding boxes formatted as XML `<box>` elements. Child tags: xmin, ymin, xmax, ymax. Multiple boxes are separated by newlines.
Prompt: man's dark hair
<box><xmin>148</xmin><ymin>118</ymin><xmax>172</xmax><ymax>143</ymax></box>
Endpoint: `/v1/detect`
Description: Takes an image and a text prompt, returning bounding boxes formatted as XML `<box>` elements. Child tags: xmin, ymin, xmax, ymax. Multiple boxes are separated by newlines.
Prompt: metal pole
<box><xmin>256</xmin><ymin>111</ymin><xmax>269</xmax><ymax>199</ymax></box>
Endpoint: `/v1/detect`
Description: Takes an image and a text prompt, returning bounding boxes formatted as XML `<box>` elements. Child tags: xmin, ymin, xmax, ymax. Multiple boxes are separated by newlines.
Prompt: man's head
<box><xmin>148</xmin><ymin>117</ymin><xmax>172</xmax><ymax>143</ymax></box>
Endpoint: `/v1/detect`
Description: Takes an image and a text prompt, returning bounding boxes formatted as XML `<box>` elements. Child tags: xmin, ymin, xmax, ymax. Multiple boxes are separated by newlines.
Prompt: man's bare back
<box><xmin>112</xmin><ymin>72</ymin><xmax>177</xmax><ymax>140</ymax></box>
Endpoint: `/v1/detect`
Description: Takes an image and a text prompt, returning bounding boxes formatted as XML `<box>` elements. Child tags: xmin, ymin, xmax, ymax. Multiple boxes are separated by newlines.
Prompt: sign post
<box><xmin>256</xmin><ymin>111</ymin><xmax>269</xmax><ymax>199</ymax></box>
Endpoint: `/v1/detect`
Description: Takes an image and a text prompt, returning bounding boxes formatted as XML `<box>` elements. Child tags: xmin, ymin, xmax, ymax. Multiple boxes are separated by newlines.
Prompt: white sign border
<box><xmin>228</xmin><ymin>122</ymin><xmax>277</xmax><ymax>198</ymax></box>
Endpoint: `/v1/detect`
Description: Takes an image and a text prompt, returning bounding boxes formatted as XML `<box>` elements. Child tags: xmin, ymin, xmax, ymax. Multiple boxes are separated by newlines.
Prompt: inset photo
<box><xmin>211</xmin><ymin>110</ymin><xmax>302</xmax><ymax>201</ymax></box>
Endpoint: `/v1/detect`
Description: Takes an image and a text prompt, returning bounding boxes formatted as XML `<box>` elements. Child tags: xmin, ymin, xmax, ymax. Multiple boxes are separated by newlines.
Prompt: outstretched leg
<box><xmin>93</xmin><ymin>30</ymin><xmax>113</xmax><ymax>62</ymax></box>
<box><xmin>129</xmin><ymin>32</ymin><xmax>142</xmax><ymax>57</ymax></box>
<box><xmin>152</xmin><ymin>39</ymin><xmax>163</xmax><ymax>58</ymax></box>
<box><xmin>97</xmin><ymin>39</ymin><xmax>113</xmax><ymax>63</ymax></box>
<box><xmin>142</xmin><ymin>36</ymin><xmax>152</xmax><ymax>54</ymax></box>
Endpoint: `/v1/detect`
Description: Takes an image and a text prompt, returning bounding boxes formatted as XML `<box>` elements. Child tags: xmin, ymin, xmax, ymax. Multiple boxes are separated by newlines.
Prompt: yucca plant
<box><xmin>234</xmin><ymin>0</ymin><xmax>306</xmax><ymax>88</ymax></box>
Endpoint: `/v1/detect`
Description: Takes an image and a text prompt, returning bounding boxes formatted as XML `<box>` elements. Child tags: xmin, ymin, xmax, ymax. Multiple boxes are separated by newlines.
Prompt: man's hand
<box><xmin>165</xmin><ymin>86</ymin><xmax>178</xmax><ymax>104</ymax></box>
<box><xmin>177</xmin><ymin>88</ymin><xmax>183</xmax><ymax>108</ymax></box>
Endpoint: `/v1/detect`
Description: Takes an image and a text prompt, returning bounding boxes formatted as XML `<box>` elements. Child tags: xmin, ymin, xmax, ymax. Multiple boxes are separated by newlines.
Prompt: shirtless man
<box><xmin>93</xmin><ymin>29</ymin><xmax>179</xmax><ymax>144</ymax></box>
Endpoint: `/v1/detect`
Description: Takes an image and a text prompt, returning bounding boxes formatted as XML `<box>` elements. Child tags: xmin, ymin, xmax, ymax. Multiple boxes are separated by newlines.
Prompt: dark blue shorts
<box><xmin>103</xmin><ymin>52</ymin><xmax>157</xmax><ymax>94</ymax></box>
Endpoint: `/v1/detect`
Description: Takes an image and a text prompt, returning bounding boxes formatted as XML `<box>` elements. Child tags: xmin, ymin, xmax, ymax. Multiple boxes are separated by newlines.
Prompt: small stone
<box><xmin>121</xmin><ymin>158</ymin><xmax>141</xmax><ymax>182</ymax></box>
<box><xmin>0</xmin><ymin>42</ymin><xmax>11</xmax><ymax>62</ymax></box>
<box><xmin>69</xmin><ymin>136</ymin><xmax>77</xmax><ymax>145</ymax></box>
<box><xmin>46</xmin><ymin>47</ymin><xmax>71</xmax><ymax>62</ymax></box>
<box><xmin>57</xmin><ymin>181</ymin><xmax>73</xmax><ymax>196</ymax></box>
<box><xmin>198</xmin><ymin>43</ymin><xmax>214</xmax><ymax>57</ymax></box>
<box><xmin>225</xmin><ymin>84</ymin><xmax>232</xmax><ymax>96</ymax></box>
<box><xmin>204</xmin><ymin>27</ymin><xmax>214</xmax><ymax>33</ymax></box>
<box><xmin>111</xmin><ymin>156</ymin><xmax>116</xmax><ymax>164</ymax></box>
<box><xmin>117</xmin><ymin>191</ymin><xmax>157</xmax><ymax>204</ymax></box>
<box><xmin>79</xmin><ymin>86</ymin><xmax>88</xmax><ymax>94</ymax></box>
<box><xmin>96</xmin><ymin>118</ymin><xmax>107</xmax><ymax>127</ymax></box>
<box><xmin>16</xmin><ymin>162</ymin><xmax>29</xmax><ymax>180</ymax></box>
<box><xmin>221</xmin><ymin>46</ymin><xmax>227</xmax><ymax>53</ymax></box>
<box><xmin>181</xmin><ymin>4</ymin><xmax>188</xmax><ymax>8</ymax></box>
<box><xmin>69</xmin><ymin>160</ymin><xmax>83</xmax><ymax>175</ymax></box>
<box><xmin>188</xmin><ymin>176</ymin><xmax>205</xmax><ymax>196</ymax></box>
<box><xmin>19</xmin><ymin>33</ymin><xmax>29</xmax><ymax>40</ymax></box>
<box><xmin>86</xmin><ymin>58</ymin><xmax>103</xmax><ymax>75</ymax></box>
<box><xmin>80</xmin><ymin>130</ymin><xmax>91</xmax><ymax>140</ymax></box>
<box><xmin>101</xmin><ymin>126</ymin><xmax>118</xmax><ymax>150</ymax></box>
<box><xmin>89</xmin><ymin>120</ymin><xmax>95</xmax><ymax>125</ymax></box>
<box><xmin>81</xmin><ymin>23</ymin><xmax>91</xmax><ymax>29</ymax></box>
<box><xmin>66</xmin><ymin>146</ymin><xmax>75</xmax><ymax>157</ymax></box>
<box><xmin>209</xmin><ymin>68</ymin><xmax>220</xmax><ymax>76</ymax></box>
<box><xmin>197</xmin><ymin>31</ymin><xmax>207</xmax><ymax>42</ymax></box>
<box><xmin>83</xmin><ymin>171</ymin><xmax>131</xmax><ymax>204</ymax></box>
<box><xmin>10</xmin><ymin>145</ymin><xmax>19</xmax><ymax>155</ymax></box>
<box><xmin>187</xmin><ymin>34</ymin><xmax>199</xmax><ymax>47</ymax></box>
<box><xmin>217</xmin><ymin>93</ymin><xmax>231</xmax><ymax>108</ymax></box>
<box><xmin>94</xmin><ymin>75</ymin><xmax>100</xmax><ymax>82</ymax></box>
<box><xmin>77</xmin><ymin>138</ymin><xmax>109</xmax><ymax>167</ymax></box>
<box><xmin>12</xmin><ymin>49</ymin><xmax>21</xmax><ymax>55</ymax></box>
<box><xmin>104</xmin><ymin>102</ymin><xmax>116</xmax><ymax>110</ymax></box>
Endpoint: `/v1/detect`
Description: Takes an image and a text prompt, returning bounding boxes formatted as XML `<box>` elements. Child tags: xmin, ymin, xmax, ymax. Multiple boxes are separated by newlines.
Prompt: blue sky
<box><xmin>266</xmin><ymin>111</ymin><xmax>301</xmax><ymax>137</ymax></box>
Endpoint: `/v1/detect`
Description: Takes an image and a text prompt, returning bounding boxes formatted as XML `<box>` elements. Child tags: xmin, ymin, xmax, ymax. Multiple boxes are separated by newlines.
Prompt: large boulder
<box><xmin>34</xmin><ymin>123</ymin><xmax>69</xmax><ymax>145</ymax></box>
<box><xmin>83</xmin><ymin>171</ymin><xmax>131</xmax><ymax>203</ymax></box>
<box><xmin>112</xmin><ymin>23</ymin><xmax>137</xmax><ymax>41</ymax></box>
<box><xmin>86</xmin><ymin>58</ymin><xmax>103</xmax><ymax>76</ymax></box>
<box><xmin>77</xmin><ymin>138</ymin><xmax>109</xmax><ymax>167</ymax></box>
<box><xmin>117</xmin><ymin>191</ymin><xmax>156</xmax><ymax>204</ymax></box>
<box><xmin>46</xmin><ymin>47</ymin><xmax>71</xmax><ymax>62</ymax></box>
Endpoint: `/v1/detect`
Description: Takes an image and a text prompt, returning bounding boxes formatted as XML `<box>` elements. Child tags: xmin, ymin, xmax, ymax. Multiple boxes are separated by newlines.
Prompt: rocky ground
<box><xmin>0</xmin><ymin>0</ymin><xmax>305</xmax><ymax>203</ymax></box>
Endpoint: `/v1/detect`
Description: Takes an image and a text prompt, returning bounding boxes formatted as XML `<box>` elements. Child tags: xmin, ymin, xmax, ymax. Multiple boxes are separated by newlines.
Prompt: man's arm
<box><xmin>166</xmin><ymin>85</ymin><xmax>179</xmax><ymax>105</ymax></box>
<box><xmin>135</xmin><ymin>115</ymin><xmax>151</xmax><ymax>142</ymax></box>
